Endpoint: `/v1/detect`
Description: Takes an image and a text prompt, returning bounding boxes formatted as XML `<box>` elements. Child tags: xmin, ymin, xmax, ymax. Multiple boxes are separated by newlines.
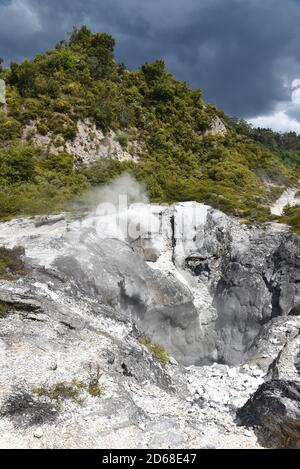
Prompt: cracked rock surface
<box><xmin>0</xmin><ymin>202</ymin><xmax>299</xmax><ymax>448</ymax></box>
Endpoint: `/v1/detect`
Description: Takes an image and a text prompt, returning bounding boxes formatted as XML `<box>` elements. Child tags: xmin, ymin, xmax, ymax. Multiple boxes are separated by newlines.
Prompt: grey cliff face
<box><xmin>0</xmin><ymin>203</ymin><xmax>299</xmax><ymax>368</ymax></box>
<box><xmin>171</xmin><ymin>207</ymin><xmax>298</xmax><ymax>366</ymax></box>
<box><xmin>0</xmin><ymin>202</ymin><xmax>299</xmax><ymax>448</ymax></box>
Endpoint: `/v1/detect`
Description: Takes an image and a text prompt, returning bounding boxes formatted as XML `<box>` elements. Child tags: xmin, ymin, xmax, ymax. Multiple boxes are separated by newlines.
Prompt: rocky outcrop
<box><xmin>271</xmin><ymin>188</ymin><xmax>300</xmax><ymax>216</ymax></box>
<box><xmin>213</xmin><ymin>230</ymin><xmax>300</xmax><ymax>365</ymax></box>
<box><xmin>66</xmin><ymin>121</ymin><xmax>141</xmax><ymax>164</ymax></box>
<box><xmin>237</xmin><ymin>380</ymin><xmax>300</xmax><ymax>448</ymax></box>
<box><xmin>165</xmin><ymin>206</ymin><xmax>298</xmax><ymax>365</ymax></box>
<box><xmin>204</xmin><ymin>116</ymin><xmax>227</xmax><ymax>136</ymax></box>
<box><xmin>0</xmin><ymin>276</ymin><xmax>264</xmax><ymax>449</ymax></box>
<box><xmin>247</xmin><ymin>315</ymin><xmax>300</xmax><ymax>372</ymax></box>
<box><xmin>23</xmin><ymin>116</ymin><xmax>229</xmax><ymax>164</ymax></box>
<box><xmin>0</xmin><ymin>200</ymin><xmax>299</xmax><ymax>367</ymax></box>
<box><xmin>0</xmin><ymin>212</ymin><xmax>264</xmax><ymax>449</ymax></box>
<box><xmin>0</xmin><ymin>79</ymin><xmax>6</xmax><ymax>106</ymax></box>
<box><xmin>237</xmin><ymin>315</ymin><xmax>300</xmax><ymax>448</ymax></box>
<box><xmin>134</xmin><ymin>203</ymin><xmax>300</xmax><ymax>367</ymax></box>
<box><xmin>0</xmin><ymin>197</ymin><xmax>299</xmax><ymax>448</ymax></box>
<box><xmin>23</xmin><ymin>119</ymin><xmax>141</xmax><ymax>164</ymax></box>
<box><xmin>268</xmin><ymin>331</ymin><xmax>300</xmax><ymax>382</ymax></box>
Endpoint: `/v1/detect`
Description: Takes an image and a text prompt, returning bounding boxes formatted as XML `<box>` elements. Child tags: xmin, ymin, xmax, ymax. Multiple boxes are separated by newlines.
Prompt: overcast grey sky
<box><xmin>1</xmin><ymin>0</ymin><xmax>300</xmax><ymax>131</ymax></box>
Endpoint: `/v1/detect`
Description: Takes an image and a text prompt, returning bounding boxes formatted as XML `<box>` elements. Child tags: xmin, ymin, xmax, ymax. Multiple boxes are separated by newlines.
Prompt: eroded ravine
<box><xmin>0</xmin><ymin>202</ymin><xmax>299</xmax><ymax>448</ymax></box>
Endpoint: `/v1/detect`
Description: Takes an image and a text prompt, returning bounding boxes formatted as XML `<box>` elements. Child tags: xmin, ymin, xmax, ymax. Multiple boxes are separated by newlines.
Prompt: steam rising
<box><xmin>79</xmin><ymin>173</ymin><xmax>161</xmax><ymax>241</ymax></box>
<box><xmin>82</xmin><ymin>173</ymin><xmax>149</xmax><ymax>210</ymax></box>
<box><xmin>74</xmin><ymin>171</ymin><xmax>209</xmax><ymax>271</ymax></box>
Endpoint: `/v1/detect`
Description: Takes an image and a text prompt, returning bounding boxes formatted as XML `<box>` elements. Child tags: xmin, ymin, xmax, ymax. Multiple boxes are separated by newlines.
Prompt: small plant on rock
<box><xmin>32</xmin><ymin>380</ymin><xmax>86</xmax><ymax>405</ymax></box>
<box><xmin>0</xmin><ymin>301</ymin><xmax>10</xmax><ymax>317</ymax></box>
<box><xmin>103</xmin><ymin>296</ymin><xmax>115</xmax><ymax>307</ymax></box>
<box><xmin>138</xmin><ymin>337</ymin><xmax>169</xmax><ymax>366</ymax></box>
<box><xmin>87</xmin><ymin>364</ymin><xmax>103</xmax><ymax>397</ymax></box>
<box><xmin>32</xmin><ymin>367</ymin><xmax>104</xmax><ymax>405</ymax></box>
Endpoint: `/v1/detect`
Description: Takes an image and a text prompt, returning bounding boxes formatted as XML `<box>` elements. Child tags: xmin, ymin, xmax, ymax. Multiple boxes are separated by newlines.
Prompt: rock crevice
<box><xmin>0</xmin><ymin>203</ymin><xmax>299</xmax><ymax>448</ymax></box>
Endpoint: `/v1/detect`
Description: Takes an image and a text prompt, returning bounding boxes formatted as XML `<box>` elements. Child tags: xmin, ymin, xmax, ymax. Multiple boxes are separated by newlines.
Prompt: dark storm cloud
<box><xmin>1</xmin><ymin>0</ymin><xmax>300</xmax><ymax>118</ymax></box>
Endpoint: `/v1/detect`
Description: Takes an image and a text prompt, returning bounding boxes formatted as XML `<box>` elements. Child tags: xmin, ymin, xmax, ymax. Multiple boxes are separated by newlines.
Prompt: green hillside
<box><xmin>0</xmin><ymin>26</ymin><xmax>299</xmax><ymax>227</ymax></box>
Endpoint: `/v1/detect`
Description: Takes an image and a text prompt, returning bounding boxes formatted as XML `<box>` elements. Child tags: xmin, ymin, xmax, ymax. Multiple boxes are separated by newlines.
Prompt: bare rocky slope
<box><xmin>0</xmin><ymin>194</ymin><xmax>299</xmax><ymax>449</ymax></box>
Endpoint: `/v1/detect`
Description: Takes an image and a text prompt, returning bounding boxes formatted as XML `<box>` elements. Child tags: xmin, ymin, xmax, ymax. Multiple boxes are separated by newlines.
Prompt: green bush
<box><xmin>0</xmin><ymin>114</ymin><xmax>22</xmax><ymax>142</ymax></box>
<box><xmin>115</xmin><ymin>131</ymin><xmax>128</xmax><ymax>149</ymax></box>
<box><xmin>0</xmin><ymin>145</ymin><xmax>91</xmax><ymax>219</ymax></box>
<box><xmin>0</xmin><ymin>246</ymin><xmax>26</xmax><ymax>281</ymax></box>
<box><xmin>280</xmin><ymin>206</ymin><xmax>300</xmax><ymax>234</ymax></box>
<box><xmin>0</xmin><ymin>145</ymin><xmax>37</xmax><ymax>184</ymax></box>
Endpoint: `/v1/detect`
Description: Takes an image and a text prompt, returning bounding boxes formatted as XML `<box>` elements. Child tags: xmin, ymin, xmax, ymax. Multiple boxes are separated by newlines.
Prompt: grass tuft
<box><xmin>138</xmin><ymin>337</ymin><xmax>169</xmax><ymax>366</ymax></box>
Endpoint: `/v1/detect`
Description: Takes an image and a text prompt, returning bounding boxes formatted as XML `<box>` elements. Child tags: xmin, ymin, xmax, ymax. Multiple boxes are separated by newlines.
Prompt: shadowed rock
<box><xmin>0</xmin><ymin>391</ymin><xmax>59</xmax><ymax>427</ymax></box>
<box><xmin>237</xmin><ymin>380</ymin><xmax>300</xmax><ymax>448</ymax></box>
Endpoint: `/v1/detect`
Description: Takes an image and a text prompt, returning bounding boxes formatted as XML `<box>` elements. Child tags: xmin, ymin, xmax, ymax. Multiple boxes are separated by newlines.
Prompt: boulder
<box><xmin>267</xmin><ymin>330</ymin><xmax>300</xmax><ymax>382</ymax></box>
<box><xmin>237</xmin><ymin>380</ymin><xmax>300</xmax><ymax>448</ymax></box>
<box><xmin>246</xmin><ymin>315</ymin><xmax>300</xmax><ymax>372</ymax></box>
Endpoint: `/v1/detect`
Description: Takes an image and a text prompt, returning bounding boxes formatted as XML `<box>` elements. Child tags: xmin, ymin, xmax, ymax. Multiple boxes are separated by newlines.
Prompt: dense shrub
<box><xmin>0</xmin><ymin>145</ymin><xmax>89</xmax><ymax>218</ymax></box>
<box><xmin>280</xmin><ymin>206</ymin><xmax>300</xmax><ymax>234</ymax></box>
